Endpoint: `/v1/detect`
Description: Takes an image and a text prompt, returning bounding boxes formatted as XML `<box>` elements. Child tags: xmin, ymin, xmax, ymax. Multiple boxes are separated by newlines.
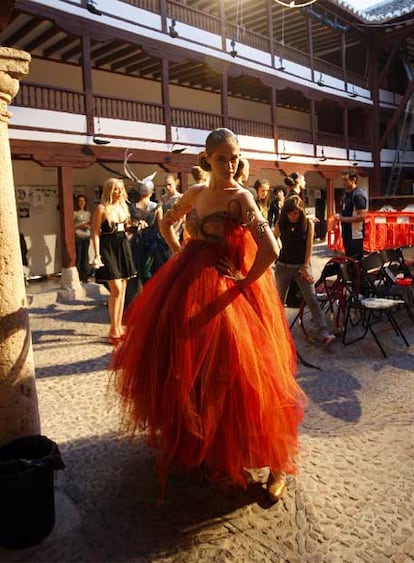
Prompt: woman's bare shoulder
<box><xmin>234</xmin><ymin>186</ymin><xmax>256</xmax><ymax>207</ymax></box>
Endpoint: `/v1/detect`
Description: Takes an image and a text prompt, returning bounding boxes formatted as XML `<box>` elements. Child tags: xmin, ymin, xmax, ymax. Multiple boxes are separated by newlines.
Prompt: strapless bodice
<box><xmin>185</xmin><ymin>210</ymin><xmax>245</xmax><ymax>242</ymax></box>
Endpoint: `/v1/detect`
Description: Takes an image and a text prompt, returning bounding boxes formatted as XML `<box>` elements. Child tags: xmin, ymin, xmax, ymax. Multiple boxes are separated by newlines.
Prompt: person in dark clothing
<box><xmin>284</xmin><ymin>173</ymin><xmax>304</xmax><ymax>200</ymax></box>
<box><xmin>274</xmin><ymin>195</ymin><xmax>335</xmax><ymax>346</ymax></box>
<box><xmin>334</xmin><ymin>170</ymin><xmax>367</xmax><ymax>260</ymax></box>
<box><xmin>19</xmin><ymin>232</ymin><xmax>28</xmax><ymax>267</ymax></box>
<box><xmin>268</xmin><ymin>186</ymin><xmax>285</xmax><ymax>228</ymax></box>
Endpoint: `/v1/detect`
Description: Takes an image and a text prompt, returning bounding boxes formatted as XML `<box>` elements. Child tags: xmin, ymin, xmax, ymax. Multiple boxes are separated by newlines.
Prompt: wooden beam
<box><xmin>379</xmin><ymin>78</ymin><xmax>414</xmax><ymax>149</ymax></box>
<box><xmin>81</xmin><ymin>34</ymin><xmax>94</xmax><ymax>137</ymax></box>
<box><xmin>22</xmin><ymin>23</ymin><xmax>61</xmax><ymax>52</ymax></box>
<box><xmin>3</xmin><ymin>15</ymin><xmax>41</xmax><ymax>45</ymax></box>
<box><xmin>44</xmin><ymin>34</ymin><xmax>78</xmax><ymax>57</ymax></box>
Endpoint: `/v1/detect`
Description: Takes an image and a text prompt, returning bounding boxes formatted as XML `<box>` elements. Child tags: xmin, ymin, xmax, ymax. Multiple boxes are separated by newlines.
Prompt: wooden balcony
<box><xmin>12</xmin><ymin>82</ymin><xmax>370</xmax><ymax>151</ymax></box>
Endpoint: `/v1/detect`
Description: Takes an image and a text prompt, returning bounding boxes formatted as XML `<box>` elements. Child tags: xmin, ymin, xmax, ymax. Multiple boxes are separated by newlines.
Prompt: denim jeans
<box><xmin>75</xmin><ymin>237</ymin><xmax>90</xmax><ymax>281</ymax></box>
<box><xmin>274</xmin><ymin>262</ymin><xmax>330</xmax><ymax>341</ymax></box>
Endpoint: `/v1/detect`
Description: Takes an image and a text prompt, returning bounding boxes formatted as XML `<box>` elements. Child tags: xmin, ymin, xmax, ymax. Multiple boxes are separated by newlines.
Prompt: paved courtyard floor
<box><xmin>1</xmin><ymin>243</ymin><xmax>414</xmax><ymax>562</ymax></box>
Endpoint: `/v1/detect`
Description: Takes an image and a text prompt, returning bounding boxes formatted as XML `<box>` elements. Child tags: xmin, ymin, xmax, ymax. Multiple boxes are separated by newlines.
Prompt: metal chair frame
<box><xmin>290</xmin><ymin>256</ymin><xmax>358</xmax><ymax>339</ymax></box>
<box><xmin>340</xmin><ymin>261</ymin><xmax>409</xmax><ymax>358</ymax></box>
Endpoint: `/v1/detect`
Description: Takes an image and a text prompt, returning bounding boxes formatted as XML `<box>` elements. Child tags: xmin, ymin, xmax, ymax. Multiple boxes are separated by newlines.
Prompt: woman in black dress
<box><xmin>92</xmin><ymin>178</ymin><xmax>136</xmax><ymax>345</ymax></box>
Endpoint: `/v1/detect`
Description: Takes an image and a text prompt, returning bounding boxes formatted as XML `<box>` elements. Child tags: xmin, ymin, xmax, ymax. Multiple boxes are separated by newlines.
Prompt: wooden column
<box><xmin>311</xmin><ymin>99</ymin><xmax>317</xmax><ymax>154</ymax></box>
<box><xmin>343</xmin><ymin>106</ymin><xmax>349</xmax><ymax>159</ymax></box>
<box><xmin>369</xmin><ymin>38</ymin><xmax>382</xmax><ymax>198</ymax></box>
<box><xmin>325</xmin><ymin>174</ymin><xmax>335</xmax><ymax>218</ymax></box>
<box><xmin>219</xmin><ymin>0</ymin><xmax>226</xmax><ymax>52</ymax></box>
<box><xmin>341</xmin><ymin>33</ymin><xmax>347</xmax><ymax>91</ymax></box>
<box><xmin>307</xmin><ymin>16</ymin><xmax>314</xmax><ymax>82</ymax></box>
<box><xmin>0</xmin><ymin>47</ymin><xmax>40</xmax><ymax>446</ymax></box>
<box><xmin>81</xmin><ymin>34</ymin><xmax>94</xmax><ymax>136</ymax></box>
<box><xmin>58</xmin><ymin>166</ymin><xmax>75</xmax><ymax>269</ymax></box>
<box><xmin>221</xmin><ymin>72</ymin><xmax>229</xmax><ymax>129</ymax></box>
<box><xmin>271</xmin><ymin>86</ymin><xmax>278</xmax><ymax>155</ymax></box>
<box><xmin>57</xmin><ymin>165</ymin><xmax>85</xmax><ymax>299</ymax></box>
<box><xmin>266</xmin><ymin>0</ymin><xmax>274</xmax><ymax>67</ymax></box>
<box><xmin>161</xmin><ymin>58</ymin><xmax>172</xmax><ymax>144</ymax></box>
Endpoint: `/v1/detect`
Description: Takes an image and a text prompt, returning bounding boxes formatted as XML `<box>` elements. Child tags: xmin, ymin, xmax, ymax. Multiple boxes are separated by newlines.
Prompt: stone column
<box><xmin>0</xmin><ymin>47</ymin><xmax>40</xmax><ymax>446</ymax></box>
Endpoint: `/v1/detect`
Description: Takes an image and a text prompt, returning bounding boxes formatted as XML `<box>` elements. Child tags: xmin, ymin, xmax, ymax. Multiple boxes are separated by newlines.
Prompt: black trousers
<box><xmin>343</xmin><ymin>237</ymin><xmax>364</xmax><ymax>261</ymax></box>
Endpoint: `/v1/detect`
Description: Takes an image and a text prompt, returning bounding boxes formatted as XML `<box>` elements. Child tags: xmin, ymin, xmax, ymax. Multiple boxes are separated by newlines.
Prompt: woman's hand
<box><xmin>93</xmin><ymin>255</ymin><xmax>104</xmax><ymax>269</ymax></box>
<box><xmin>299</xmin><ymin>264</ymin><xmax>314</xmax><ymax>284</ymax></box>
<box><xmin>137</xmin><ymin>220</ymin><xmax>149</xmax><ymax>230</ymax></box>
<box><xmin>216</xmin><ymin>257</ymin><xmax>244</xmax><ymax>281</ymax></box>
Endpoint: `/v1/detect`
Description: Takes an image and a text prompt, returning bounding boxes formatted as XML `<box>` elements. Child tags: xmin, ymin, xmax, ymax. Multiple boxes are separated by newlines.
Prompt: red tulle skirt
<box><xmin>112</xmin><ymin>223</ymin><xmax>306</xmax><ymax>491</ymax></box>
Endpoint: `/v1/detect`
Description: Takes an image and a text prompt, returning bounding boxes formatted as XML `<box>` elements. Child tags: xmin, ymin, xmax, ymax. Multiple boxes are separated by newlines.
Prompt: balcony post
<box><xmin>0</xmin><ymin>47</ymin><xmax>41</xmax><ymax>445</ymax></box>
<box><xmin>161</xmin><ymin>58</ymin><xmax>172</xmax><ymax>144</ymax></box>
<box><xmin>271</xmin><ymin>86</ymin><xmax>278</xmax><ymax>155</ymax></box>
<box><xmin>369</xmin><ymin>38</ymin><xmax>382</xmax><ymax>197</ymax></box>
<box><xmin>221</xmin><ymin>73</ymin><xmax>229</xmax><ymax>129</ymax></box>
<box><xmin>57</xmin><ymin>165</ymin><xmax>85</xmax><ymax>300</ymax></box>
<box><xmin>81</xmin><ymin>35</ymin><xmax>94</xmax><ymax>137</ymax></box>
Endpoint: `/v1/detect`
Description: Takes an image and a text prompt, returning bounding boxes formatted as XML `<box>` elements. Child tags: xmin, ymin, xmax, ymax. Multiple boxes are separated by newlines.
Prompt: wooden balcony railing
<box><xmin>229</xmin><ymin>117</ymin><xmax>273</xmax><ymax>138</ymax></box>
<box><xmin>278</xmin><ymin>126</ymin><xmax>313</xmax><ymax>145</ymax></box>
<box><xmin>119</xmin><ymin>0</ymin><xmax>159</xmax><ymax>13</ymax></box>
<box><xmin>168</xmin><ymin>2</ymin><xmax>221</xmax><ymax>35</ymax></box>
<box><xmin>13</xmin><ymin>83</ymin><xmax>85</xmax><ymax>114</ymax></box>
<box><xmin>120</xmin><ymin>0</ymin><xmax>368</xmax><ymax>88</ymax></box>
<box><xmin>318</xmin><ymin>131</ymin><xmax>370</xmax><ymax>150</ymax></box>
<box><xmin>12</xmin><ymin>83</ymin><xmax>370</xmax><ymax>150</ymax></box>
<box><xmin>95</xmin><ymin>95</ymin><xmax>164</xmax><ymax>123</ymax></box>
<box><xmin>172</xmin><ymin>107</ymin><xmax>222</xmax><ymax>130</ymax></box>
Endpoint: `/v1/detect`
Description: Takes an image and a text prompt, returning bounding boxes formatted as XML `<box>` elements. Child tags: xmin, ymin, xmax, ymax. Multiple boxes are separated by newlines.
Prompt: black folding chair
<box><xmin>291</xmin><ymin>256</ymin><xmax>358</xmax><ymax>339</ymax></box>
<box><xmin>378</xmin><ymin>248</ymin><xmax>414</xmax><ymax>323</ymax></box>
<box><xmin>340</xmin><ymin>261</ymin><xmax>409</xmax><ymax>358</ymax></box>
<box><xmin>400</xmin><ymin>245</ymin><xmax>414</xmax><ymax>277</ymax></box>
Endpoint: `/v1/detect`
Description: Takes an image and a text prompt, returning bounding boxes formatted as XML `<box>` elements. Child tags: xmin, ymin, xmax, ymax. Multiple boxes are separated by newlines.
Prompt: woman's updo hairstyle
<box><xmin>284</xmin><ymin>176</ymin><xmax>295</xmax><ymax>187</ymax></box>
<box><xmin>199</xmin><ymin>128</ymin><xmax>239</xmax><ymax>172</ymax></box>
<box><xmin>198</xmin><ymin>151</ymin><xmax>211</xmax><ymax>172</ymax></box>
<box><xmin>290</xmin><ymin>172</ymin><xmax>299</xmax><ymax>183</ymax></box>
<box><xmin>137</xmin><ymin>179</ymin><xmax>154</xmax><ymax>197</ymax></box>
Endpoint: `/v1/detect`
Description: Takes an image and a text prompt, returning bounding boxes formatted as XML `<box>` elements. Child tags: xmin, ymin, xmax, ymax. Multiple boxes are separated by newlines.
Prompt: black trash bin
<box><xmin>0</xmin><ymin>435</ymin><xmax>65</xmax><ymax>549</ymax></box>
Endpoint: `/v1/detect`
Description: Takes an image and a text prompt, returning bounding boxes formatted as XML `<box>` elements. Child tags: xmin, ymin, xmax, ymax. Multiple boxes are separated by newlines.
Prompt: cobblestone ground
<box><xmin>1</xmin><ymin>244</ymin><xmax>414</xmax><ymax>563</ymax></box>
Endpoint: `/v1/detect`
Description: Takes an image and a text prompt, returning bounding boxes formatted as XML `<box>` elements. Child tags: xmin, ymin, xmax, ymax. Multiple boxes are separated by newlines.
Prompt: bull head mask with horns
<box><xmin>123</xmin><ymin>150</ymin><xmax>157</xmax><ymax>196</ymax></box>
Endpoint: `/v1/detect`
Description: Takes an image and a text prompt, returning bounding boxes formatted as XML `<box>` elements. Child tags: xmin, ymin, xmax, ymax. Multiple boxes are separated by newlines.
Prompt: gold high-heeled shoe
<box><xmin>267</xmin><ymin>472</ymin><xmax>287</xmax><ymax>503</ymax></box>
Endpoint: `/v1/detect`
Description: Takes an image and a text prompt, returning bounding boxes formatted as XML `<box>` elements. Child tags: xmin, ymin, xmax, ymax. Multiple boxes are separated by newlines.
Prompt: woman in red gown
<box><xmin>112</xmin><ymin>128</ymin><xmax>306</xmax><ymax>502</ymax></box>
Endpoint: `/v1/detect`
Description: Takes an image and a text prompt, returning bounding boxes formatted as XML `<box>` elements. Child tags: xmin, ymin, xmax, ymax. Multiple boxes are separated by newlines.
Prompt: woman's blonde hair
<box><xmin>101</xmin><ymin>178</ymin><xmax>129</xmax><ymax>224</ymax></box>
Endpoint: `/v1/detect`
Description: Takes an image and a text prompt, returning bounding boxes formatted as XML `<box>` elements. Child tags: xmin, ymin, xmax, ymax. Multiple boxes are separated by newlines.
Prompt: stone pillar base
<box><xmin>57</xmin><ymin>267</ymin><xmax>86</xmax><ymax>302</ymax></box>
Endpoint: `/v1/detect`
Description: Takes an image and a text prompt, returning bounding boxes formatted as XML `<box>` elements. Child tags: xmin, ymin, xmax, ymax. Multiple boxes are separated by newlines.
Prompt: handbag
<box><xmin>285</xmin><ymin>279</ymin><xmax>303</xmax><ymax>308</ymax></box>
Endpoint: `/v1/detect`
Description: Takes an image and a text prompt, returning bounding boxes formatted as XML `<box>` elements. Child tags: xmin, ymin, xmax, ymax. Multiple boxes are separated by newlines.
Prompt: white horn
<box><xmin>123</xmin><ymin>150</ymin><xmax>139</xmax><ymax>182</ymax></box>
<box><xmin>142</xmin><ymin>172</ymin><xmax>157</xmax><ymax>184</ymax></box>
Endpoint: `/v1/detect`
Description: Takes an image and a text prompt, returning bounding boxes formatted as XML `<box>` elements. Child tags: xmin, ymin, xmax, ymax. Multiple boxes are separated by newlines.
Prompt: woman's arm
<box><xmin>304</xmin><ymin>218</ymin><xmax>315</xmax><ymax>267</ymax></box>
<box><xmin>155</xmin><ymin>204</ymin><xmax>163</xmax><ymax>231</ymax></box>
<box><xmin>236</xmin><ymin>192</ymin><xmax>279</xmax><ymax>288</ymax></box>
<box><xmin>92</xmin><ymin>205</ymin><xmax>105</xmax><ymax>267</ymax></box>
<box><xmin>300</xmin><ymin>219</ymin><xmax>315</xmax><ymax>284</ymax></box>
<box><xmin>161</xmin><ymin>188</ymin><xmax>198</xmax><ymax>253</ymax></box>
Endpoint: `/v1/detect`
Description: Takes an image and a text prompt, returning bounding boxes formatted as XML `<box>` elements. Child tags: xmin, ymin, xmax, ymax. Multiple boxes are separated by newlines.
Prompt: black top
<box><xmin>268</xmin><ymin>200</ymin><xmax>282</xmax><ymax>227</ymax></box>
<box><xmin>279</xmin><ymin>221</ymin><xmax>308</xmax><ymax>265</ymax></box>
<box><xmin>341</xmin><ymin>187</ymin><xmax>367</xmax><ymax>240</ymax></box>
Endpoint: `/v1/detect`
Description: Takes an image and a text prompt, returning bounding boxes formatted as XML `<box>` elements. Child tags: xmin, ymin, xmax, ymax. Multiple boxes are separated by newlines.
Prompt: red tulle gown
<box><xmin>112</xmin><ymin>210</ymin><xmax>307</xmax><ymax>492</ymax></box>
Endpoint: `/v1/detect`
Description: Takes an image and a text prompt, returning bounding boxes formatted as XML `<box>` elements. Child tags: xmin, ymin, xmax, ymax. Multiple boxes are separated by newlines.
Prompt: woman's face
<box><xmin>207</xmin><ymin>140</ymin><xmax>240</xmax><ymax>181</ymax></box>
<box><xmin>111</xmin><ymin>183</ymin><xmax>123</xmax><ymax>202</ymax></box>
<box><xmin>257</xmin><ymin>184</ymin><xmax>270</xmax><ymax>201</ymax></box>
<box><xmin>297</xmin><ymin>175</ymin><xmax>306</xmax><ymax>189</ymax></box>
<box><xmin>287</xmin><ymin>209</ymin><xmax>301</xmax><ymax>223</ymax></box>
<box><xmin>77</xmin><ymin>196</ymin><xmax>86</xmax><ymax>209</ymax></box>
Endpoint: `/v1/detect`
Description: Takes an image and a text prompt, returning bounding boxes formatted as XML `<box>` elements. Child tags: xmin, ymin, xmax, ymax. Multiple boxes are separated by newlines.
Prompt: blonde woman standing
<box><xmin>93</xmin><ymin>178</ymin><xmax>136</xmax><ymax>345</ymax></box>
